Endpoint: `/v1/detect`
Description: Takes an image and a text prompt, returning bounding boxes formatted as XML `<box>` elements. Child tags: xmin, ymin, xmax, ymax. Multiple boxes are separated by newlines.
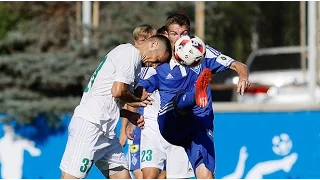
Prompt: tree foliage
<box><xmin>0</xmin><ymin>1</ymin><xmax>300</xmax><ymax>125</ymax></box>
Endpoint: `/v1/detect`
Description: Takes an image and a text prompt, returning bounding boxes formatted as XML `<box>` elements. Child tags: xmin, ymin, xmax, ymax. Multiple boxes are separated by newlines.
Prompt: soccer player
<box><xmin>119</xmin><ymin>24</ymin><xmax>158</xmax><ymax>179</ymax></box>
<box><xmin>139</xmin><ymin>25</ymin><xmax>194</xmax><ymax>179</ymax></box>
<box><xmin>59</xmin><ymin>35</ymin><xmax>172</xmax><ymax>179</ymax></box>
<box><xmin>137</xmin><ymin>14</ymin><xmax>250</xmax><ymax>179</ymax></box>
<box><xmin>124</xmin><ymin>25</ymin><xmax>194</xmax><ymax>179</ymax></box>
<box><xmin>119</xmin><ymin>24</ymin><xmax>157</xmax><ymax>146</ymax></box>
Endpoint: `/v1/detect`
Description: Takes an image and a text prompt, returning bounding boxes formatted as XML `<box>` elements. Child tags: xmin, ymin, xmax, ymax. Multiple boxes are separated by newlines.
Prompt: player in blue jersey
<box><xmin>137</xmin><ymin>14</ymin><xmax>250</xmax><ymax>179</ymax></box>
<box><xmin>123</xmin><ymin>25</ymin><xmax>194</xmax><ymax>179</ymax></box>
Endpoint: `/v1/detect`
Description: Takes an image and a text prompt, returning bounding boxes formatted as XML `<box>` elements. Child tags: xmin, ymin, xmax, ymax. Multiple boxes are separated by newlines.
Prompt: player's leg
<box><xmin>158</xmin><ymin>109</ymin><xmax>193</xmax><ymax>146</ymax></box>
<box><xmin>194</xmin><ymin>68</ymin><xmax>212</xmax><ymax>108</ymax></box>
<box><xmin>59</xmin><ymin>117</ymin><xmax>106</xmax><ymax>179</ymax></box>
<box><xmin>96</xmin><ymin>138</ymin><xmax>131</xmax><ymax>179</ymax></box>
<box><xmin>158</xmin><ymin>170</ymin><xmax>167</xmax><ymax>179</ymax></box>
<box><xmin>132</xmin><ymin>169</ymin><xmax>143</xmax><ymax>179</ymax></box>
<box><xmin>140</xmin><ymin>120</ymin><xmax>166</xmax><ymax>179</ymax></box>
<box><xmin>195</xmin><ymin>164</ymin><xmax>214</xmax><ymax>179</ymax></box>
<box><xmin>141</xmin><ymin>167</ymin><xmax>161</xmax><ymax>179</ymax></box>
<box><xmin>60</xmin><ymin>172</ymin><xmax>78</xmax><ymax>179</ymax></box>
<box><xmin>173</xmin><ymin>68</ymin><xmax>212</xmax><ymax>112</ymax></box>
<box><xmin>184</xmin><ymin>126</ymin><xmax>215</xmax><ymax>179</ymax></box>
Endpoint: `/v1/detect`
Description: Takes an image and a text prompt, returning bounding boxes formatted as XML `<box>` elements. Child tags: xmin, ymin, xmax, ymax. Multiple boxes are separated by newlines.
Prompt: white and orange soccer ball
<box><xmin>174</xmin><ymin>35</ymin><xmax>206</xmax><ymax>67</ymax></box>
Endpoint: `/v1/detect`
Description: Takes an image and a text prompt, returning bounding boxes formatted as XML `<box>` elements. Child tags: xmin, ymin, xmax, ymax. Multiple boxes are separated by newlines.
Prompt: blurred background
<box><xmin>0</xmin><ymin>1</ymin><xmax>319</xmax><ymax>179</ymax></box>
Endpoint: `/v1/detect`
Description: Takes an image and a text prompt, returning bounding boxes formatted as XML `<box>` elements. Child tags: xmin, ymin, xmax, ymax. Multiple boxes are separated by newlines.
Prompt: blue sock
<box><xmin>174</xmin><ymin>90</ymin><xmax>195</xmax><ymax>110</ymax></box>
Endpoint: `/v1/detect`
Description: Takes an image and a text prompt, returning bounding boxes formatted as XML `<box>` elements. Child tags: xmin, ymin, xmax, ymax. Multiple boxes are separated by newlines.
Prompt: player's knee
<box><xmin>195</xmin><ymin>164</ymin><xmax>214</xmax><ymax>179</ymax></box>
<box><xmin>173</xmin><ymin>90</ymin><xmax>191</xmax><ymax>115</ymax></box>
<box><xmin>103</xmin><ymin>166</ymin><xmax>130</xmax><ymax>179</ymax></box>
<box><xmin>60</xmin><ymin>171</ymin><xmax>79</xmax><ymax>179</ymax></box>
<box><xmin>157</xmin><ymin>171</ymin><xmax>166</xmax><ymax>179</ymax></box>
<box><xmin>141</xmin><ymin>168</ymin><xmax>160</xmax><ymax>179</ymax></box>
<box><xmin>133</xmin><ymin>169</ymin><xmax>143</xmax><ymax>179</ymax></box>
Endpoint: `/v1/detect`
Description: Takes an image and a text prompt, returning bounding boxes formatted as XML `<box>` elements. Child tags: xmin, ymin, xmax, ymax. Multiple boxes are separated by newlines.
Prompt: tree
<box><xmin>0</xmin><ymin>1</ymin><xmax>300</xmax><ymax>126</ymax></box>
<box><xmin>0</xmin><ymin>1</ymin><xmax>192</xmax><ymax>125</ymax></box>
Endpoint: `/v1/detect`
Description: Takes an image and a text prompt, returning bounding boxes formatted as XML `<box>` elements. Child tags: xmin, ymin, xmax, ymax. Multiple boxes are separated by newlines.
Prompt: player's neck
<box><xmin>171</xmin><ymin>56</ymin><xmax>178</xmax><ymax>63</ymax></box>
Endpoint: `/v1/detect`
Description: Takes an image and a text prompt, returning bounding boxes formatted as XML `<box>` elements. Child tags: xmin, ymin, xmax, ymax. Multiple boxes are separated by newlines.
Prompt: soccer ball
<box><xmin>174</xmin><ymin>35</ymin><xmax>206</xmax><ymax>67</ymax></box>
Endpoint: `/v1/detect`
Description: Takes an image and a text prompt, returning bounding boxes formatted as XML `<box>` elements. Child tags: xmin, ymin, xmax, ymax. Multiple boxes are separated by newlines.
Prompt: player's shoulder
<box><xmin>156</xmin><ymin>62</ymin><xmax>170</xmax><ymax>72</ymax></box>
<box><xmin>155</xmin><ymin>63</ymin><xmax>172</xmax><ymax>78</ymax></box>
<box><xmin>205</xmin><ymin>44</ymin><xmax>221</xmax><ymax>59</ymax></box>
<box><xmin>115</xmin><ymin>43</ymin><xmax>136</xmax><ymax>52</ymax></box>
<box><xmin>109</xmin><ymin>43</ymin><xmax>137</xmax><ymax>56</ymax></box>
<box><xmin>140</xmin><ymin>67</ymin><xmax>157</xmax><ymax>79</ymax></box>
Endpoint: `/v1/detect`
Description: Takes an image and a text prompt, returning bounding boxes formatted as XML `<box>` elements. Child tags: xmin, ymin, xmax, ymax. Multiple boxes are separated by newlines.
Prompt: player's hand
<box><xmin>140</xmin><ymin>89</ymin><xmax>154</xmax><ymax>104</ymax></box>
<box><xmin>136</xmin><ymin>115</ymin><xmax>145</xmax><ymax>129</ymax></box>
<box><xmin>135</xmin><ymin>86</ymin><xmax>154</xmax><ymax>103</ymax></box>
<box><xmin>126</xmin><ymin>124</ymin><xmax>136</xmax><ymax>140</ymax></box>
<box><xmin>119</xmin><ymin>130</ymin><xmax>127</xmax><ymax>146</ymax></box>
<box><xmin>237</xmin><ymin>78</ymin><xmax>250</xmax><ymax>96</ymax></box>
<box><xmin>127</xmin><ymin>112</ymin><xmax>145</xmax><ymax>129</ymax></box>
<box><xmin>127</xmin><ymin>99</ymin><xmax>153</xmax><ymax>107</ymax></box>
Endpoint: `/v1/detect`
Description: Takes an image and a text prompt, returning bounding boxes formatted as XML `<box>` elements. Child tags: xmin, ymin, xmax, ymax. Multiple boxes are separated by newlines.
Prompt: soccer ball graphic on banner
<box><xmin>174</xmin><ymin>35</ymin><xmax>206</xmax><ymax>67</ymax></box>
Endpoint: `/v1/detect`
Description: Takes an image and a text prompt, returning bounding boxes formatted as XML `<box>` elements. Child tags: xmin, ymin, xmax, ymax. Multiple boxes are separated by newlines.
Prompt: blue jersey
<box><xmin>138</xmin><ymin>45</ymin><xmax>235</xmax><ymax>127</ymax></box>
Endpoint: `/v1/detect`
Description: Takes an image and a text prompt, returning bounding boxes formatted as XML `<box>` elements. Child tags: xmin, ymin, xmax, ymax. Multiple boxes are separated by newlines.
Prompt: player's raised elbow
<box><xmin>111</xmin><ymin>89</ymin><xmax>122</xmax><ymax>98</ymax></box>
<box><xmin>111</xmin><ymin>81</ymin><xmax>125</xmax><ymax>98</ymax></box>
<box><xmin>230</xmin><ymin>61</ymin><xmax>248</xmax><ymax>72</ymax></box>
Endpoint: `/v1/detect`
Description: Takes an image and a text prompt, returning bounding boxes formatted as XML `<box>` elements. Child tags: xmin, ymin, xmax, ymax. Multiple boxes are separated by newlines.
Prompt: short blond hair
<box><xmin>133</xmin><ymin>24</ymin><xmax>157</xmax><ymax>41</ymax></box>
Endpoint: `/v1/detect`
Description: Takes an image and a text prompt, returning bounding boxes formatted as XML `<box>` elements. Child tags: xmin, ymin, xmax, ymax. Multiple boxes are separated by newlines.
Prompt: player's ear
<box><xmin>164</xmin><ymin>31</ymin><xmax>169</xmax><ymax>38</ymax></box>
<box><xmin>150</xmin><ymin>40</ymin><xmax>159</xmax><ymax>49</ymax></box>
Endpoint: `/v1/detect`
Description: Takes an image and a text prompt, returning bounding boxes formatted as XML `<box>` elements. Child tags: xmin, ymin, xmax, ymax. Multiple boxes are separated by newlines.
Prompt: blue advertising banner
<box><xmin>0</xmin><ymin>111</ymin><xmax>319</xmax><ymax>178</ymax></box>
<box><xmin>214</xmin><ymin>111</ymin><xmax>320</xmax><ymax>179</ymax></box>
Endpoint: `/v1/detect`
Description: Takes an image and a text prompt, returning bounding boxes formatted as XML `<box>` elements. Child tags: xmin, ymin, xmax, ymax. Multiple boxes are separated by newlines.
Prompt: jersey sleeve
<box><xmin>204</xmin><ymin>45</ymin><xmax>235</xmax><ymax>73</ymax></box>
<box><xmin>137</xmin><ymin>71</ymin><xmax>159</xmax><ymax>93</ymax></box>
<box><xmin>111</xmin><ymin>45</ymin><xmax>141</xmax><ymax>86</ymax></box>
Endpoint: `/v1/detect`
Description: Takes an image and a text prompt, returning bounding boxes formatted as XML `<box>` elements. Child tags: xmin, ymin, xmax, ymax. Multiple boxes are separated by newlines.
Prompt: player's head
<box><xmin>133</xmin><ymin>24</ymin><xmax>157</xmax><ymax>46</ymax></box>
<box><xmin>165</xmin><ymin>14</ymin><xmax>191</xmax><ymax>48</ymax></box>
<box><xmin>156</xmin><ymin>26</ymin><xmax>167</xmax><ymax>36</ymax></box>
<box><xmin>135</xmin><ymin>35</ymin><xmax>172</xmax><ymax>68</ymax></box>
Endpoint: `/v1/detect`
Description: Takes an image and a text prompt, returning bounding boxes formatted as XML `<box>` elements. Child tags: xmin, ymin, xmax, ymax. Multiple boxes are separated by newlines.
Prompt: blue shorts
<box><xmin>158</xmin><ymin>108</ymin><xmax>215</xmax><ymax>174</ymax></box>
<box><xmin>128</xmin><ymin>107</ymin><xmax>144</xmax><ymax>171</ymax></box>
<box><xmin>128</xmin><ymin>127</ymin><xmax>142</xmax><ymax>171</ymax></box>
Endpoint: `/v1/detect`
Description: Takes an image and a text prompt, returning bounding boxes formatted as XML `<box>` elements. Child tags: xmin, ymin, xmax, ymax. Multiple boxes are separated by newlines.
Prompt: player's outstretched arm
<box><xmin>230</xmin><ymin>61</ymin><xmax>251</xmax><ymax>96</ymax></box>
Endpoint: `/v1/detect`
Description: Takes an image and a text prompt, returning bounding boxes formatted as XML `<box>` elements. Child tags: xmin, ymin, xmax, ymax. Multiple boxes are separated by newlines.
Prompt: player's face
<box><xmin>167</xmin><ymin>24</ymin><xmax>189</xmax><ymax>48</ymax></box>
<box><xmin>142</xmin><ymin>43</ymin><xmax>170</xmax><ymax>68</ymax></box>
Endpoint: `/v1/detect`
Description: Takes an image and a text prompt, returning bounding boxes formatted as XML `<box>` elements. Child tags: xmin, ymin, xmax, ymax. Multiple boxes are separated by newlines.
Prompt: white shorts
<box><xmin>162</xmin><ymin>140</ymin><xmax>195</xmax><ymax>179</ymax></box>
<box><xmin>140</xmin><ymin>119</ymin><xmax>194</xmax><ymax>178</ymax></box>
<box><xmin>140</xmin><ymin>120</ymin><xmax>166</xmax><ymax>170</ymax></box>
<box><xmin>163</xmin><ymin>139</ymin><xmax>195</xmax><ymax>179</ymax></box>
<box><xmin>59</xmin><ymin>117</ymin><xmax>128</xmax><ymax>178</ymax></box>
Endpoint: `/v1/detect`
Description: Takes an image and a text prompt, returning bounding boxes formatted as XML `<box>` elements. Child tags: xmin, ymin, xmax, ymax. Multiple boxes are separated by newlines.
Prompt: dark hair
<box><xmin>147</xmin><ymin>35</ymin><xmax>172</xmax><ymax>63</ymax></box>
<box><xmin>156</xmin><ymin>26</ymin><xmax>167</xmax><ymax>36</ymax></box>
<box><xmin>165</xmin><ymin>14</ymin><xmax>190</xmax><ymax>31</ymax></box>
